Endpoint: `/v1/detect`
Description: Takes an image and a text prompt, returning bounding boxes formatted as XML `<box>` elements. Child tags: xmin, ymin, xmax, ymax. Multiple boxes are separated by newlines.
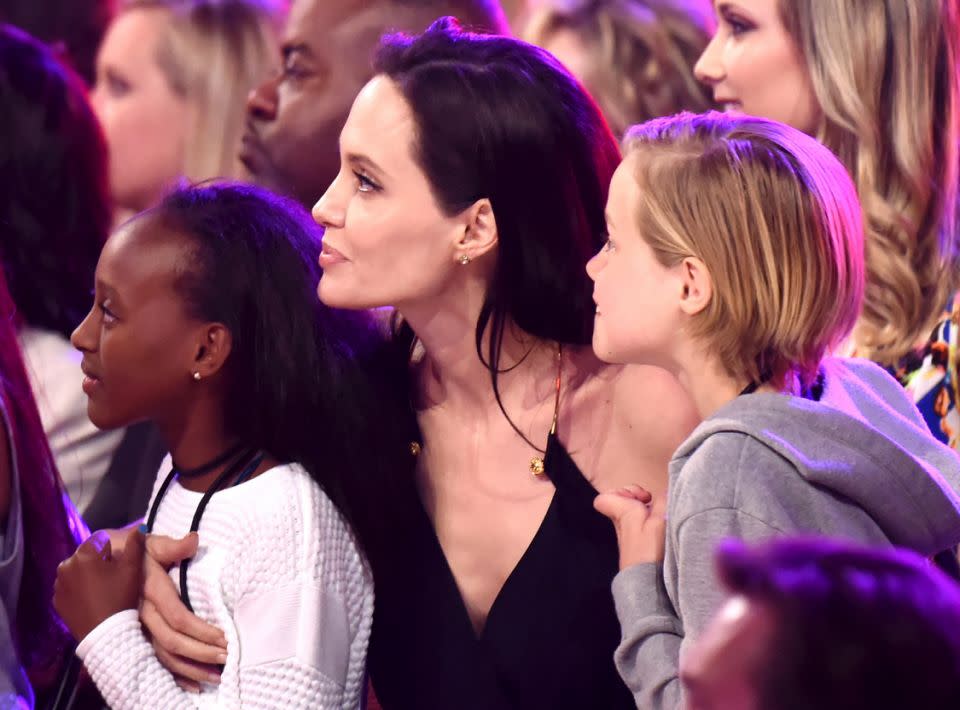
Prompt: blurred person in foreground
<box><xmin>682</xmin><ymin>537</ymin><xmax>960</xmax><ymax>710</ymax></box>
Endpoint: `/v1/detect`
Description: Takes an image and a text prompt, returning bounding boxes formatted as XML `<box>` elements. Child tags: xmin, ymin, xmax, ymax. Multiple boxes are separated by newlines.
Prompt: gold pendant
<box><xmin>529</xmin><ymin>456</ymin><xmax>545</xmax><ymax>477</ymax></box>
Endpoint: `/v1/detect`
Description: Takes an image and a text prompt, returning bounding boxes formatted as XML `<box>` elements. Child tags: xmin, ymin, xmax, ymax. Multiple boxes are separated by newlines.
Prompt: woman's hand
<box><xmin>594</xmin><ymin>484</ymin><xmax>667</xmax><ymax>570</ymax></box>
<box><xmin>141</xmin><ymin>533</ymin><xmax>228</xmax><ymax>691</ymax></box>
<box><xmin>54</xmin><ymin>528</ymin><xmax>146</xmax><ymax>641</ymax></box>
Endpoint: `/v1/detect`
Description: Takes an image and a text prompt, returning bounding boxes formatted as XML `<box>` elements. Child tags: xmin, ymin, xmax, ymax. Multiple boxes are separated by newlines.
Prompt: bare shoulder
<box><xmin>562</xmin><ymin>349</ymin><xmax>699</xmax><ymax>457</ymax></box>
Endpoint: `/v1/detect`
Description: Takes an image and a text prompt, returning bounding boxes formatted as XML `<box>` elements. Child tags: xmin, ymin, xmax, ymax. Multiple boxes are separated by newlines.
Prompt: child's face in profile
<box><xmin>71</xmin><ymin>216</ymin><xmax>207</xmax><ymax>430</ymax></box>
<box><xmin>586</xmin><ymin>153</ymin><xmax>687</xmax><ymax>368</ymax></box>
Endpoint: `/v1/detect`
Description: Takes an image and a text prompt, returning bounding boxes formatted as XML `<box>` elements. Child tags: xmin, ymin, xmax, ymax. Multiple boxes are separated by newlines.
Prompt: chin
<box><xmin>591</xmin><ymin>332</ymin><xmax>624</xmax><ymax>364</ymax></box>
<box><xmin>316</xmin><ymin>279</ymin><xmax>378</xmax><ymax>311</ymax></box>
<box><xmin>86</xmin><ymin>406</ymin><xmax>122</xmax><ymax>431</ymax></box>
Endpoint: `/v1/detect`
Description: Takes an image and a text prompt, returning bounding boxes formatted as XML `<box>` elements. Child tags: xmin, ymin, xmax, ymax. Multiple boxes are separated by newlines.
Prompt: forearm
<box><xmin>611</xmin><ymin>563</ymin><xmax>685</xmax><ymax>709</ymax></box>
<box><xmin>77</xmin><ymin>610</ymin><xmax>204</xmax><ymax>710</ymax></box>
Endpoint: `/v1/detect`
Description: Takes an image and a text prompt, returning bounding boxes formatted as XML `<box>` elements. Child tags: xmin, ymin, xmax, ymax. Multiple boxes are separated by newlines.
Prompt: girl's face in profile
<box><xmin>586</xmin><ymin>154</ymin><xmax>686</xmax><ymax>367</ymax></box>
<box><xmin>694</xmin><ymin>0</ymin><xmax>820</xmax><ymax>135</ymax></box>
<box><xmin>71</xmin><ymin>218</ymin><xmax>207</xmax><ymax>430</ymax></box>
<box><xmin>312</xmin><ymin>75</ymin><xmax>472</xmax><ymax>313</ymax></box>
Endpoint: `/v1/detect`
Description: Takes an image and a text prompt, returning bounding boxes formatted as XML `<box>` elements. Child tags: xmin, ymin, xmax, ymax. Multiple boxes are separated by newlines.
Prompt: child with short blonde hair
<box><xmin>587</xmin><ymin>111</ymin><xmax>960</xmax><ymax>709</ymax></box>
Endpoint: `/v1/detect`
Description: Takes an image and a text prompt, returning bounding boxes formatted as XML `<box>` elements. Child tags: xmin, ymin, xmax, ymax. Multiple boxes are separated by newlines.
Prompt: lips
<box><xmin>716</xmin><ymin>98</ymin><xmax>742</xmax><ymax>112</ymax></box>
<box><xmin>238</xmin><ymin>127</ymin><xmax>265</xmax><ymax>174</ymax></box>
<box><xmin>80</xmin><ymin>361</ymin><xmax>102</xmax><ymax>395</ymax></box>
<box><xmin>319</xmin><ymin>241</ymin><xmax>348</xmax><ymax>268</ymax></box>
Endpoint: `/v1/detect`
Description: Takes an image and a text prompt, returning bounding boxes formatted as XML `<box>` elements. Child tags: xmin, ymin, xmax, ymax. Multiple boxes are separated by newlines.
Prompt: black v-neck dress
<box><xmin>368</xmin><ymin>432</ymin><xmax>636</xmax><ymax>709</ymax></box>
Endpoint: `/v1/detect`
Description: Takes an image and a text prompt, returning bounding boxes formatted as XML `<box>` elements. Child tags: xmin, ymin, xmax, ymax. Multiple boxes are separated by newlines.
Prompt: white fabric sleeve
<box><xmin>77</xmin><ymin>610</ymin><xmax>208</xmax><ymax>709</ymax></box>
<box><xmin>77</xmin><ymin>583</ymin><xmax>358</xmax><ymax>709</ymax></box>
<box><xmin>232</xmin><ymin>580</ymin><xmax>358</xmax><ymax>708</ymax></box>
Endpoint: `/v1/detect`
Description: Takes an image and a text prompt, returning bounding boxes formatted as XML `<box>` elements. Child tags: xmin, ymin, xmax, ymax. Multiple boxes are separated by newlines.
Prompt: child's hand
<box><xmin>54</xmin><ymin>528</ymin><xmax>146</xmax><ymax>641</ymax></box>
<box><xmin>594</xmin><ymin>484</ymin><xmax>667</xmax><ymax>570</ymax></box>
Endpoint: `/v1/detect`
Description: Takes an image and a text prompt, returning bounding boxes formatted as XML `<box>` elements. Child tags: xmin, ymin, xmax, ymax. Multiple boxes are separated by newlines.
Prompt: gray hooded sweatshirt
<box><xmin>611</xmin><ymin>357</ymin><xmax>960</xmax><ymax>709</ymax></box>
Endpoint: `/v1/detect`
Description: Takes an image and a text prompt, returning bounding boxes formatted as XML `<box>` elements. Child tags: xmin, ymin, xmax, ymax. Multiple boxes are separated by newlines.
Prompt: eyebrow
<box><xmin>715</xmin><ymin>1</ymin><xmax>743</xmax><ymax>14</ymax></box>
<box><xmin>345</xmin><ymin>151</ymin><xmax>387</xmax><ymax>178</ymax></box>
<box><xmin>94</xmin><ymin>278</ymin><xmax>121</xmax><ymax>303</ymax></box>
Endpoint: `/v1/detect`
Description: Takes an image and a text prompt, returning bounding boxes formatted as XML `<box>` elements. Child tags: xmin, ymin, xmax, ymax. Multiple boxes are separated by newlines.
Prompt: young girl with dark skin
<box><xmin>140</xmin><ymin>19</ymin><xmax>701</xmax><ymax>709</ymax></box>
<box><xmin>53</xmin><ymin>183</ymin><xmax>405</xmax><ymax>708</ymax></box>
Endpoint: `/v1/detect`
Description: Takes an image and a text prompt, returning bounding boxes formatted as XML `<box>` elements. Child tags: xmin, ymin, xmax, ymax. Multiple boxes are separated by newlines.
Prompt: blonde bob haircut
<box><xmin>624</xmin><ymin>112</ymin><xmax>865</xmax><ymax>390</ymax></box>
<box><xmin>523</xmin><ymin>0</ymin><xmax>715</xmax><ymax>138</ymax></box>
<box><xmin>779</xmin><ymin>0</ymin><xmax>960</xmax><ymax>365</ymax></box>
<box><xmin>123</xmin><ymin>0</ymin><xmax>285</xmax><ymax>183</ymax></box>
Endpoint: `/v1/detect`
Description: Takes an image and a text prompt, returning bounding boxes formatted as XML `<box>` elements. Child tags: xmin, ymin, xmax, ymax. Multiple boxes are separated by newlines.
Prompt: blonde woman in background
<box><xmin>695</xmin><ymin>0</ymin><xmax>960</xmax><ymax>448</ymax></box>
<box><xmin>524</xmin><ymin>0</ymin><xmax>715</xmax><ymax>138</ymax></box>
<box><xmin>93</xmin><ymin>0</ymin><xmax>285</xmax><ymax>219</ymax></box>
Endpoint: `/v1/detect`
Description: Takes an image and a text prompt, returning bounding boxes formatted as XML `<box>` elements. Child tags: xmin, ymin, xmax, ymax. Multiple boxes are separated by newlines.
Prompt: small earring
<box><xmin>458</xmin><ymin>254</ymin><xmax>471</xmax><ymax>265</ymax></box>
<box><xmin>192</xmin><ymin>372</ymin><xmax>201</xmax><ymax>381</ymax></box>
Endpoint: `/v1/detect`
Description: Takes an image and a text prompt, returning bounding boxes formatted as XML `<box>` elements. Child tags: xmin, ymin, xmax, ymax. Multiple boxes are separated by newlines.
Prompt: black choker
<box><xmin>171</xmin><ymin>442</ymin><xmax>246</xmax><ymax>478</ymax></box>
<box><xmin>146</xmin><ymin>446</ymin><xmax>265</xmax><ymax>612</ymax></box>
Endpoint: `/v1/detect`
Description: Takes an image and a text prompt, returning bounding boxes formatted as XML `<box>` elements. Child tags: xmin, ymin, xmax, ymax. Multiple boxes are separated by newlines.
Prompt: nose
<box><xmin>694</xmin><ymin>31</ymin><xmax>725</xmax><ymax>86</ymax></box>
<box><xmin>312</xmin><ymin>172</ymin><xmax>348</xmax><ymax>230</ymax></box>
<box><xmin>586</xmin><ymin>247</ymin><xmax>606</xmax><ymax>281</ymax></box>
<box><xmin>71</xmin><ymin>306</ymin><xmax>98</xmax><ymax>354</ymax></box>
<box><xmin>247</xmin><ymin>71</ymin><xmax>279</xmax><ymax>121</ymax></box>
<box><xmin>90</xmin><ymin>82</ymin><xmax>106</xmax><ymax>121</ymax></box>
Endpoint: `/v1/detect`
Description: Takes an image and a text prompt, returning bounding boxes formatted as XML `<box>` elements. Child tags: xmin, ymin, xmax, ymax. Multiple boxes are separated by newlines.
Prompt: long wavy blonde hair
<box><xmin>123</xmin><ymin>0</ymin><xmax>285</xmax><ymax>183</ymax></box>
<box><xmin>779</xmin><ymin>0</ymin><xmax>960</xmax><ymax>365</ymax></box>
<box><xmin>524</xmin><ymin>0</ymin><xmax>715</xmax><ymax>138</ymax></box>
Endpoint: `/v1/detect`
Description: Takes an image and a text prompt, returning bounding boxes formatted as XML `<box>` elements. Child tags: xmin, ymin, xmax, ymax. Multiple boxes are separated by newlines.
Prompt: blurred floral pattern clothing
<box><xmin>895</xmin><ymin>292</ymin><xmax>960</xmax><ymax>449</ymax></box>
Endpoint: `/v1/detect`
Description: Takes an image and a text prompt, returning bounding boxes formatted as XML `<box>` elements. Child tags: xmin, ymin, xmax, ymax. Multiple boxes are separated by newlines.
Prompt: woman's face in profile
<box><xmin>312</xmin><ymin>75</ymin><xmax>470</xmax><ymax>313</ymax></box>
<box><xmin>92</xmin><ymin>8</ymin><xmax>191</xmax><ymax>212</ymax></box>
<box><xmin>693</xmin><ymin>0</ymin><xmax>820</xmax><ymax>135</ymax></box>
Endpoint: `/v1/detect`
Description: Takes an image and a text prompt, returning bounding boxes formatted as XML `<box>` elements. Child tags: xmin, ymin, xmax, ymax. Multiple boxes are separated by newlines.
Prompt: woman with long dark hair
<box><xmin>142</xmin><ymin>19</ymin><xmax>700</xmax><ymax>708</ymax></box>
<box><xmin>0</xmin><ymin>24</ymin><xmax>121</xmax><ymax>510</ymax></box>
<box><xmin>0</xmin><ymin>269</ymin><xmax>86</xmax><ymax>708</ymax></box>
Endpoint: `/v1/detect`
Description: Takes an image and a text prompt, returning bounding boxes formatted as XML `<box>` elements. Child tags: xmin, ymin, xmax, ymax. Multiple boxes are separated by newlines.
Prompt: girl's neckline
<box><xmin>165</xmin><ymin>458</ymin><xmax>291</xmax><ymax>497</ymax></box>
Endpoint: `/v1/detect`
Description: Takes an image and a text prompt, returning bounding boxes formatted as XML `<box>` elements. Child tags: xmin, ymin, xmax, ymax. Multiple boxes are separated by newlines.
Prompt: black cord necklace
<box><xmin>171</xmin><ymin>442</ymin><xmax>246</xmax><ymax>479</ymax></box>
<box><xmin>145</xmin><ymin>446</ymin><xmax>265</xmax><ymax>612</ymax></box>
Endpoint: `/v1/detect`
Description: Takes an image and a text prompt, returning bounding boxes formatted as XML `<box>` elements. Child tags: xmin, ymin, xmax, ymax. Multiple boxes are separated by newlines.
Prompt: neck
<box><xmin>156</xmin><ymin>394</ymin><xmax>240</xmax><ymax>493</ymax></box>
<box><xmin>399</xmin><ymin>279</ymin><xmax>557</xmax><ymax>412</ymax></box>
<box><xmin>670</xmin><ymin>341</ymin><xmax>757</xmax><ymax>419</ymax></box>
<box><xmin>672</xmin><ymin>345</ymin><xmax>797</xmax><ymax>419</ymax></box>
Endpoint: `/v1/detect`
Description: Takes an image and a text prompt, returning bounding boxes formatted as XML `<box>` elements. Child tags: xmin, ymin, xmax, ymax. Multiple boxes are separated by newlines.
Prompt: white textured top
<box><xmin>76</xmin><ymin>459</ymin><xmax>374</xmax><ymax>709</ymax></box>
<box><xmin>18</xmin><ymin>326</ymin><xmax>122</xmax><ymax>510</ymax></box>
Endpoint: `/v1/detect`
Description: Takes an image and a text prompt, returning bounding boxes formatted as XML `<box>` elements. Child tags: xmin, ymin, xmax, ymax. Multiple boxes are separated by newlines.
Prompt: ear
<box><xmin>190</xmin><ymin>323</ymin><xmax>233</xmax><ymax>380</ymax></box>
<box><xmin>453</xmin><ymin>198</ymin><xmax>498</xmax><ymax>262</ymax></box>
<box><xmin>678</xmin><ymin>256</ymin><xmax>712</xmax><ymax>316</ymax></box>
